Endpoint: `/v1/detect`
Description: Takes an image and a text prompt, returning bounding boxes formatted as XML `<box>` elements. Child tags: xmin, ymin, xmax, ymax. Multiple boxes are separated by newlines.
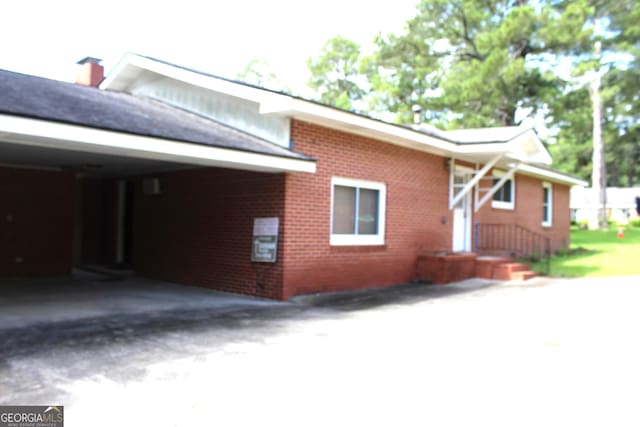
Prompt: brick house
<box><xmin>0</xmin><ymin>54</ymin><xmax>586</xmax><ymax>300</ymax></box>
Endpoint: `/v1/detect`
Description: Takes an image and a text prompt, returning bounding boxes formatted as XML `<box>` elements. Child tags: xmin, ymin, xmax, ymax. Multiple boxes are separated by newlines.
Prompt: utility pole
<box><xmin>589</xmin><ymin>15</ymin><xmax>608</xmax><ymax>230</ymax></box>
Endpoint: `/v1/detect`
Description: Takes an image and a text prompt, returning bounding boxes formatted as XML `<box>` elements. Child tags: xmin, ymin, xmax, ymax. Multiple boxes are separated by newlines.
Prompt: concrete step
<box><xmin>514</xmin><ymin>271</ymin><xmax>539</xmax><ymax>280</ymax></box>
<box><xmin>475</xmin><ymin>257</ymin><xmax>514</xmax><ymax>279</ymax></box>
<box><xmin>493</xmin><ymin>262</ymin><xmax>530</xmax><ymax>274</ymax></box>
<box><xmin>493</xmin><ymin>263</ymin><xmax>538</xmax><ymax>281</ymax></box>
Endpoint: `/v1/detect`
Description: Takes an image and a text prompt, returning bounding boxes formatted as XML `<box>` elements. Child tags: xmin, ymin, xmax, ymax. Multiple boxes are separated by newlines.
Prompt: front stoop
<box><xmin>492</xmin><ymin>262</ymin><xmax>539</xmax><ymax>281</ymax></box>
<box><xmin>416</xmin><ymin>253</ymin><xmax>477</xmax><ymax>285</ymax></box>
<box><xmin>476</xmin><ymin>256</ymin><xmax>539</xmax><ymax>282</ymax></box>
<box><xmin>417</xmin><ymin>254</ymin><xmax>539</xmax><ymax>284</ymax></box>
<box><xmin>475</xmin><ymin>257</ymin><xmax>513</xmax><ymax>279</ymax></box>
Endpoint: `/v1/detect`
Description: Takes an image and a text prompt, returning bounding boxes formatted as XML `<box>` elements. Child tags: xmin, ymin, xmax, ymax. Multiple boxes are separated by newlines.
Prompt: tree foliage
<box><xmin>306</xmin><ymin>36</ymin><xmax>365</xmax><ymax>110</ymax></box>
<box><xmin>305</xmin><ymin>0</ymin><xmax>640</xmax><ymax>188</ymax></box>
<box><xmin>549</xmin><ymin>0</ymin><xmax>640</xmax><ymax>190</ymax></box>
<box><xmin>367</xmin><ymin>0</ymin><xmax>587</xmax><ymax>127</ymax></box>
<box><xmin>237</xmin><ymin>59</ymin><xmax>289</xmax><ymax>92</ymax></box>
<box><xmin>551</xmin><ymin>61</ymin><xmax>640</xmax><ymax>187</ymax></box>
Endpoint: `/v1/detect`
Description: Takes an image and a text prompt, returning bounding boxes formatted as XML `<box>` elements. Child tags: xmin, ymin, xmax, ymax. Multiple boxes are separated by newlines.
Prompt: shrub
<box><xmin>629</xmin><ymin>218</ymin><xmax>640</xmax><ymax>228</ymax></box>
<box><xmin>577</xmin><ymin>219</ymin><xmax>589</xmax><ymax>230</ymax></box>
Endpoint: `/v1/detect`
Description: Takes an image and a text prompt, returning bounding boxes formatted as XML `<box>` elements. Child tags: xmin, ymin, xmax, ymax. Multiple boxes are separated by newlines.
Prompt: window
<box><xmin>331</xmin><ymin>177</ymin><xmax>386</xmax><ymax>246</ymax></box>
<box><xmin>542</xmin><ymin>182</ymin><xmax>553</xmax><ymax>227</ymax></box>
<box><xmin>491</xmin><ymin>170</ymin><xmax>515</xmax><ymax>210</ymax></box>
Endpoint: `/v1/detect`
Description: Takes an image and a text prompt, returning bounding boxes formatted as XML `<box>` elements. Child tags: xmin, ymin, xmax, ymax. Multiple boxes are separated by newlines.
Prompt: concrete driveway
<box><xmin>1</xmin><ymin>273</ymin><xmax>640</xmax><ymax>426</ymax></box>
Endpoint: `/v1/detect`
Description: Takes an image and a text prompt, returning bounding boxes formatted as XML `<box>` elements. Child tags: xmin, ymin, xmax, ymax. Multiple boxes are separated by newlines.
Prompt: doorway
<box><xmin>77</xmin><ymin>178</ymin><xmax>135</xmax><ymax>271</ymax></box>
<box><xmin>116</xmin><ymin>180</ymin><xmax>135</xmax><ymax>267</ymax></box>
<box><xmin>452</xmin><ymin>168</ymin><xmax>472</xmax><ymax>252</ymax></box>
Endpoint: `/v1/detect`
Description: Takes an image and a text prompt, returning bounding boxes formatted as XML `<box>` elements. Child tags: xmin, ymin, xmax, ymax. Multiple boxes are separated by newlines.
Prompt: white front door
<box><xmin>452</xmin><ymin>169</ymin><xmax>472</xmax><ymax>252</ymax></box>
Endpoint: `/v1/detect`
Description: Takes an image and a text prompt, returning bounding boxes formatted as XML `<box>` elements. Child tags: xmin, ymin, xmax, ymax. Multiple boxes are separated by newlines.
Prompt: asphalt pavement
<box><xmin>1</xmin><ymin>274</ymin><xmax>639</xmax><ymax>426</ymax></box>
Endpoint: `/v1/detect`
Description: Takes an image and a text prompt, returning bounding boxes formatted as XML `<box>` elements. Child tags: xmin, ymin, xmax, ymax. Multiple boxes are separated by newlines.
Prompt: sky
<box><xmin>1</xmin><ymin>0</ymin><xmax>419</xmax><ymax>96</ymax></box>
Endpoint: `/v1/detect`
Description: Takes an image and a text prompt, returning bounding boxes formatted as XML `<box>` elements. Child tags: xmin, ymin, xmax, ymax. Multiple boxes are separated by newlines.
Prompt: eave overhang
<box><xmin>0</xmin><ymin>114</ymin><xmax>317</xmax><ymax>174</ymax></box>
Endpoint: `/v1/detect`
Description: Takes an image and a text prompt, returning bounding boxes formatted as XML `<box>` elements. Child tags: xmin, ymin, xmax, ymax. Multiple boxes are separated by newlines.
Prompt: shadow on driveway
<box><xmin>0</xmin><ymin>274</ymin><xmax>497</xmax><ymax>362</ymax></box>
<box><xmin>292</xmin><ymin>278</ymin><xmax>497</xmax><ymax>311</ymax></box>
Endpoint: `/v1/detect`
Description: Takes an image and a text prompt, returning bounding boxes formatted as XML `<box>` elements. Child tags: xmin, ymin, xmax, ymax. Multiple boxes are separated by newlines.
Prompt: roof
<box><xmin>101</xmin><ymin>53</ymin><xmax>560</xmax><ymax>170</ymax></box>
<box><xmin>106</xmin><ymin>54</ymin><xmax>530</xmax><ymax>146</ymax></box>
<box><xmin>571</xmin><ymin>186</ymin><xmax>640</xmax><ymax>209</ymax></box>
<box><xmin>109</xmin><ymin>53</ymin><xmax>532</xmax><ymax>145</ymax></box>
<box><xmin>0</xmin><ymin>68</ymin><xmax>311</xmax><ymax>162</ymax></box>
<box><xmin>444</xmin><ymin>126</ymin><xmax>531</xmax><ymax>144</ymax></box>
<box><xmin>112</xmin><ymin>55</ymin><xmax>515</xmax><ymax>147</ymax></box>
<box><xmin>0</xmin><ymin>54</ymin><xmax>585</xmax><ymax>185</ymax></box>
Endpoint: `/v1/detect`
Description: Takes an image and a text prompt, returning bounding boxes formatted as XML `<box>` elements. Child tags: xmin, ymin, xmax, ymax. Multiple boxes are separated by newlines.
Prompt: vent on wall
<box><xmin>143</xmin><ymin>177</ymin><xmax>162</xmax><ymax>195</ymax></box>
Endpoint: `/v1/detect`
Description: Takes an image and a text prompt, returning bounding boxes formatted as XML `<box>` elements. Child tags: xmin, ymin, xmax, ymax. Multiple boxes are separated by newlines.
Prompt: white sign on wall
<box><xmin>252</xmin><ymin>217</ymin><xmax>279</xmax><ymax>263</ymax></box>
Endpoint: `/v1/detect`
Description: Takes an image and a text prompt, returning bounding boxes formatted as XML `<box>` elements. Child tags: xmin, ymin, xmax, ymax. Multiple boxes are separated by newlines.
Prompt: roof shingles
<box><xmin>0</xmin><ymin>69</ymin><xmax>311</xmax><ymax>161</ymax></box>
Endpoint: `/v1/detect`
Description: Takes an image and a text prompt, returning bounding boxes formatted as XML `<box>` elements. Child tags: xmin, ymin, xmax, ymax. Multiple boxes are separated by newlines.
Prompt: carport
<box><xmin>0</xmin><ymin>68</ymin><xmax>315</xmax><ymax>298</ymax></box>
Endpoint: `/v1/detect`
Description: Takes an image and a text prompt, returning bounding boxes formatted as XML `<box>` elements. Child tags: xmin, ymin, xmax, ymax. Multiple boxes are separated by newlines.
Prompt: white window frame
<box><xmin>330</xmin><ymin>177</ymin><xmax>386</xmax><ymax>246</ymax></box>
<box><xmin>542</xmin><ymin>182</ymin><xmax>553</xmax><ymax>227</ymax></box>
<box><xmin>491</xmin><ymin>170</ymin><xmax>516</xmax><ymax>210</ymax></box>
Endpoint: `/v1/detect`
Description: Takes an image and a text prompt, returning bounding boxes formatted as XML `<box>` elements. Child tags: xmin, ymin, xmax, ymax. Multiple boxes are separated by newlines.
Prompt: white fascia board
<box><xmin>507</xmin><ymin>130</ymin><xmax>552</xmax><ymax>164</ymax></box>
<box><xmin>99</xmin><ymin>55</ymin><xmax>139</xmax><ymax>91</ymax></box>
<box><xmin>0</xmin><ymin>114</ymin><xmax>316</xmax><ymax>174</ymax></box>
<box><xmin>259</xmin><ymin>98</ymin><xmax>297</xmax><ymax>115</ymax></box>
<box><xmin>454</xmin><ymin>142</ymin><xmax>510</xmax><ymax>155</ymax></box>
<box><xmin>270</xmin><ymin>99</ymin><xmax>461</xmax><ymax>156</ymax></box>
<box><xmin>517</xmin><ymin>163</ymin><xmax>587</xmax><ymax>186</ymax></box>
<box><xmin>102</xmin><ymin>54</ymin><xmax>283</xmax><ymax>106</ymax></box>
<box><xmin>411</xmin><ymin>128</ymin><xmax>552</xmax><ymax>164</ymax></box>
<box><xmin>263</xmin><ymin>99</ymin><xmax>553</xmax><ymax>165</ymax></box>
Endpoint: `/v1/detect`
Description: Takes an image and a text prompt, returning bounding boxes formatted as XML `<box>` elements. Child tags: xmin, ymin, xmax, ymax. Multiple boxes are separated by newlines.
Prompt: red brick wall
<box><xmin>134</xmin><ymin>167</ymin><xmax>286</xmax><ymax>299</ymax></box>
<box><xmin>0</xmin><ymin>166</ymin><xmax>75</xmax><ymax>277</ymax></box>
<box><xmin>474</xmin><ymin>172</ymin><xmax>571</xmax><ymax>253</ymax></box>
<box><xmin>282</xmin><ymin>120</ymin><xmax>453</xmax><ymax>298</ymax></box>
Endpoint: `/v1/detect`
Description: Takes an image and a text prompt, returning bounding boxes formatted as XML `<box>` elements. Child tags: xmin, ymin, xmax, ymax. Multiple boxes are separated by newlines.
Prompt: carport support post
<box><xmin>115</xmin><ymin>180</ymin><xmax>126</xmax><ymax>265</ymax></box>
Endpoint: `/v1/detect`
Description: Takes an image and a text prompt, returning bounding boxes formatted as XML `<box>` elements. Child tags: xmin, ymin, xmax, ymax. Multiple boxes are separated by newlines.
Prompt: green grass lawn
<box><xmin>534</xmin><ymin>228</ymin><xmax>640</xmax><ymax>277</ymax></box>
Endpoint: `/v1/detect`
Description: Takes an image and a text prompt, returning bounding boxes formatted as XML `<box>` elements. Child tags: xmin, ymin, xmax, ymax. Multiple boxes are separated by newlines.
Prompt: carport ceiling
<box><xmin>0</xmin><ymin>139</ymin><xmax>191</xmax><ymax>177</ymax></box>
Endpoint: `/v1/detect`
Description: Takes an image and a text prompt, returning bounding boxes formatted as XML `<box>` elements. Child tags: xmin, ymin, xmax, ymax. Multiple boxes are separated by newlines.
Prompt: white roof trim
<box><xmin>0</xmin><ymin>114</ymin><xmax>316</xmax><ymax>174</ymax></box>
<box><xmin>101</xmin><ymin>53</ymin><xmax>553</xmax><ymax>165</ymax></box>
<box><xmin>270</xmin><ymin>98</ymin><xmax>458</xmax><ymax>154</ymax></box>
<box><xmin>262</xmin><ymin>100</ymin><xmax>552</xmax><ymax>164</ymax></box>
<box><xmin>507</xmin><ymin>130</ymin><xmax>553</xmax><ymax>164</ymax></box>
<box><xmin>101</xmin><ymin>54</ymin><xmax>282</xmax><ymax>105</ymax></box>
<box><xmin>517</xmin><ymin>163</ymin><xmax>587</xmax><ymax>186</ymax></box>
<box><xmin>445</xmin><ymin>126</ymin><xmax>526</xmax><ymax>143</ymax></box>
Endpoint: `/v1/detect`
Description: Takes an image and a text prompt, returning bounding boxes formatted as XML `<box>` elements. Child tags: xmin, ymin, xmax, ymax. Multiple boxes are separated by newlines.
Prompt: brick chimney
<box><xmin>76</xmin><ymin>57</ymin><xmax>104</xmax><ymax>87</ymax></box>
